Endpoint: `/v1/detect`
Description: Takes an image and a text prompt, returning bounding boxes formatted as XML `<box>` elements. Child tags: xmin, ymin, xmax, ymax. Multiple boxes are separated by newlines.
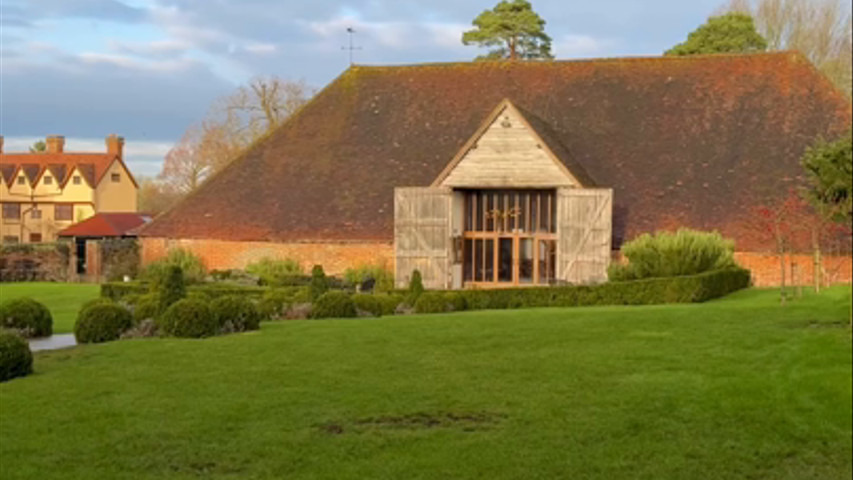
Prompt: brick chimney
<box><xmin>46</xmin><ymin>135</ymin><xmax>65</xmax><ymax>154</ymax></box>
<box><xmin>106</xmin><ymin>134</ymin><xmax>124</xmax><ymax>158</ymax></box>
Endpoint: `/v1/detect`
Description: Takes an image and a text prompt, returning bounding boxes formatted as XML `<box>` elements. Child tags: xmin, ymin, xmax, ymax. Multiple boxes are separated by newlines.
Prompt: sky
<box><xmin>1</xmin><ymin>0</ymin><xmax>725</xmax><ymax>177</ymax></box>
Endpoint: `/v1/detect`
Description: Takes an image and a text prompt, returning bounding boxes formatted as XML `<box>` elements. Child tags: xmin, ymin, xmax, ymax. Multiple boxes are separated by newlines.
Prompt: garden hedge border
<box><xmin>102</xmin><ymin>267</ymin><xmax>751</xmax><ymax>313</ymax></box>
<box><xmin>454</xmin><ymin>267</ymin><xmax>751</xmax><ymax>311</ymax></box>
<box><xmin>102</xmin><ymin>282</ymin><xmax>267</xmax><ymax>301</ymax></box>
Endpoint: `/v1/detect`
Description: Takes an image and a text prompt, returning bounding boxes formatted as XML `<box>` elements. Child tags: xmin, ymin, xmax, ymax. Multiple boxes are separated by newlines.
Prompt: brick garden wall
<box><xmin>140</xmin><ymin>237</ymin><xmax>394</xmax><ymax>276</ymax></box>
<box><xmin>733</xmin><ymin>252</ymin><xmax>852</xmax><ymax>287</ymax></box>
<box><xmin>141</xmin><ymin>237</ymin><xmax>851</xmax><ymax>287</ymax></box>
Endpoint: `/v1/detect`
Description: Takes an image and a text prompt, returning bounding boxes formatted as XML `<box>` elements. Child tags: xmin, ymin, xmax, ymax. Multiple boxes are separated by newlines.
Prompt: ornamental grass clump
<box><xmin>0</xmin><ymin>330</ymin><xmax>33</xmax><ymax>382</ymax></box>
<box><xmin>0</xmin><ymin>298</ymin><xmax>53</xmax><ymax>338</ymax></box>
<box><xmin>210</xmin><ymin>295</ymin><xmax>262</xmax><ymax>332</ymax></box>
<box><xmin>311</xmin><ymin>291</ymin><xmax>357</xmax><ymax>319</ymax></box>
<box><xmin>246</xmin><ymin>257</ymin><xmax>303</xmax><ymax>286</ymax></box>
<box><xmin>141</xmin><ymin>248</ymin><xmax>207</xmax><ymax>285</ymax></box>
<box><xmin>159</xmin><ymin>299</ymin><xmax>218</xmax><ymax>338</ymax></box>
<box><xmin>608</xmin><ymin>229</ymin><xmax>736</xmax><ymax>281</ymax></box>
<box><xmin>74</xmin><ymin>304</ymin><xmax>133</xmax><ymax>344</ymax></box>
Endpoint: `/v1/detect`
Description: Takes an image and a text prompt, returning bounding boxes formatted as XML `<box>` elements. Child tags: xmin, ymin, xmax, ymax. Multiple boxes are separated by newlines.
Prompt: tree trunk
<box><xmin>812</xmin><ymin>226</ymin><xmax>821</xmax><ymax>293</ymax></box>
<box><xmin>776</xmin><ymin>222</ymin><xmax>786</xmax><ymax>305</ymax></box>
<box><xmin>509</xmin><ymin>37</ymin><xmax>517</xmax><ymax>61</ymax></box>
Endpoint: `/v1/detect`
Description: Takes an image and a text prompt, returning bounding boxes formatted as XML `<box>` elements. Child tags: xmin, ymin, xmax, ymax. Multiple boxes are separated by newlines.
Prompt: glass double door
<box><xmin>463</xmin><ymin>235</ymin><xmax>556</xmax><ymax>286</ymax></box>
<box><xmin>461</xmin><ymin>189</ymin><xmax>557</xmax><ymax>287</ymax></box>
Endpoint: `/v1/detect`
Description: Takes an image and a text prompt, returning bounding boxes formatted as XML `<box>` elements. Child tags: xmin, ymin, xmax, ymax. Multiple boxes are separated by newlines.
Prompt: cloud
<box><xmin>7</xmin><ymin>0</ymin><xmax>147</xmax><ymax>23</ymax></box>
<box><xmin>1</xmin><ymin>49</ymin><xmax>234</xmax><ymax>140</ymax></box>
<box><xmin>108</xmin><ymin>38</ymin><xmax>191</xmax><ymax>58</ymax></box>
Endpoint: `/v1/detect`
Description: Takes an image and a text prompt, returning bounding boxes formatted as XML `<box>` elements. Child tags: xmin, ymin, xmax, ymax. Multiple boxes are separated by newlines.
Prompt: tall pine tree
<box><xmin>462</xmin><ymin>0</ymin><xmax>553</xmax><ymax>61</ymax></box>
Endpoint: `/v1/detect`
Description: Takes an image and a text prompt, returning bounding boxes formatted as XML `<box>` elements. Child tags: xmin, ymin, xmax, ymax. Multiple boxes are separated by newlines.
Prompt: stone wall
<box><xmin>140</xmin><ymin>237</ymin><xmax>394</xmax><ymax>276</ymax></box>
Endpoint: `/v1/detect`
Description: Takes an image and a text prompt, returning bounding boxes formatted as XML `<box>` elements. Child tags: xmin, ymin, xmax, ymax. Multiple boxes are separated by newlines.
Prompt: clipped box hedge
<box><xmin>102</xmin><ymin>282</ymin><xmax>268</xmax><ymax>302</ymax></box>
<box><xmin>442</xmin><ymin>268</ymin><xmax>751</xmax><ymax>312</ymax></box>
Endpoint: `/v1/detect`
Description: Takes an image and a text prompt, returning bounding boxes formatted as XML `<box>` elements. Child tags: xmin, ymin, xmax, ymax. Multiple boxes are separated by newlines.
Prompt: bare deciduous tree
<box><xmin>154</xmin><ymin>76</ymin><xmax>313</xmax><ymax>203</ymax></box>
<box><xmin>158</xmin><ymin>127</ymin><xmax>209</xmax><ymax>195</ymax></box>
<box><xmin>723</xmin><ymin>0</ymin><xmax>852</xmax><ymax>93</ymax></box>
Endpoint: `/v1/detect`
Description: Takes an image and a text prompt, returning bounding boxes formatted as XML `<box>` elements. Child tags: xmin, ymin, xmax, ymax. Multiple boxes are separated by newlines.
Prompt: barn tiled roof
<box><xmin>140</xmin><ymin>52</ymin><xmax>851</xmax><ymax>250</ymax></box>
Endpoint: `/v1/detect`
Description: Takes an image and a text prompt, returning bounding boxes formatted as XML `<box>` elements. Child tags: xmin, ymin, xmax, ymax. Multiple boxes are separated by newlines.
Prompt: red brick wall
<box><xmin>734</xmin><ymin>252</ymin><xmax>852</xmax><ymax>287</ymax></box>
<box><xmin>140</xmin><ymin>237</ymin><xmax>393</xmax><ymax>276</ymax></box>
<box><xmin>140</xmin><ymin>237</ymin><xmax>851</xmax><ymax>287</ymax></box>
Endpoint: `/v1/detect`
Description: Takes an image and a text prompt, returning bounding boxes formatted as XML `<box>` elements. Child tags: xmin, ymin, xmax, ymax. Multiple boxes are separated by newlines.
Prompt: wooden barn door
<box><xmin>394</xmin><ymin>187</ymin><xmax>452</xmax><ymax>289</ymax></box>
<box><xmin>556</xmin><ymin>188</ymin><xmax>613</xmax><ymax>284</ymax></box>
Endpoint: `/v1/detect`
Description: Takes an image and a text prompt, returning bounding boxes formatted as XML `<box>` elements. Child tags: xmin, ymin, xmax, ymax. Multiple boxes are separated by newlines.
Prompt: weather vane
<box><xmin>342</xmin><ymin>27</ymin><xmax>362</xmax><ymax>66</ymax></box>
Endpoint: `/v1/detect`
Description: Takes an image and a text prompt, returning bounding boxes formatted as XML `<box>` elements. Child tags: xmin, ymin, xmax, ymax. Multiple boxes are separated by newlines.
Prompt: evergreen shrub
<box><xmin>158</xmin><ymin>265</ymin><xmax>186</xmax><ymax>312</ymax></box>
<box><xmin>159</xmin><ymin>299</ymin><xmax>217</xmax><ymax>338</ymax></box>
<box><xmin>608</xmin><ymin>229</ymin><xmax>736</xmax><ymax>281</ymax></box>
<box><xmin>0</xmin><ymin>298</ymin><xmax>53</xmax><ymax>337</ymax></box>
<box><xmin>0</xmin><ymin>331</ymin><xmax>33</xmax><ymax>382</ymax></box>
<box><xmin>210</xmin><ymin>295</ymin><xmax>262</xmax><ymax>332</ymax></box>
<box><xmin>311</xmin><ymin>291</ymin><xmax>357</xmax><ymax>319</ymax></box>
<box><xmin>352</xmin><ymin>294</ymin><xmax>383</xmax><ymax>317</ymax></box>
<box><xmin>74</xmin><ymin>304</ymin><xmax>133</xmax><ymax>343</ymax></box>
<box><xmin>133</xmin><ymin>294</ymin><xmax>161</xmax><ymax>323</ymax></box>
<box><xmin>310</xmin><ymin>265</ymin><xmax>328</xmax><ymax>300</ymax></box>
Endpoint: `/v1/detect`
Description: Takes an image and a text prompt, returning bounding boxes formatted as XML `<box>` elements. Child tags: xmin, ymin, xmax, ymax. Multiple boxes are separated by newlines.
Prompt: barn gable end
<box><xmin>434</xmin><ymin>100</ymin><xmax>582</xmax><ymax>188</ymax></box>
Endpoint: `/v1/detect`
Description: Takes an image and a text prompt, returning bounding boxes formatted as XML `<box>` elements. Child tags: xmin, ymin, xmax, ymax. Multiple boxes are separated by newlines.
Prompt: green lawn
<box><xmin>0</xmin><ymin>282</ymin><xmax>100</xmax><ymax>334</ymax></box>
<box><xmin>1</xmin><ymin>287</ymin><xmax>851</xmax><ymax>480</ymax></box>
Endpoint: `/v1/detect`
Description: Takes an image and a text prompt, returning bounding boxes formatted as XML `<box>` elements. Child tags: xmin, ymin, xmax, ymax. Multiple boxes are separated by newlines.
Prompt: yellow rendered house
<box><xmin>0</xmin><ymin>135</ymin><xmax>138</xmax><ymax>244</ymax></box>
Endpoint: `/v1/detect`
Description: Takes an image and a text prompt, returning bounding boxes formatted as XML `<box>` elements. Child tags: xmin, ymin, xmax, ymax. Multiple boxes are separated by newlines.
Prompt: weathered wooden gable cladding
<box><xmin>435</xmin><ymin>100</ymin><xmax>580</xmax><ymax>188</ymax></box>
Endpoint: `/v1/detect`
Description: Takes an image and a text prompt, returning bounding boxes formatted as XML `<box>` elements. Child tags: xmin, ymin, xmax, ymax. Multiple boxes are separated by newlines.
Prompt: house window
<box><xmin>31</xmin><ymin>209</ymin><xmax>42</xmax><ymax>220</ymax></box>
<box><xmin>29</xmin><ymin>233</ymin><xmax>42</xmax><ymax>243</ymax></box>
<box><xmin>2</xmin><ymin>203</ymin><xmax>21</xmax><ymax>220</ymax></box>
<box><xmin>44</xmin><ymin>176</ymin><xmax>53</xmax><ymax>185</ymax></box>
<box><xmin>73</xmin><ymin>176</ymin><xmax>82</xmax><ymax>185</ymax></box>
<box><xmin>17</xmin><ymin>176</ymin><xmax>25</xmax><ymax>185</ymax></box>
<box><xmin>2</xmin><ymin>236</ymin><xmax>19</xmax><ymax>244</ymax></box>
<box><xmin>55</xmin><ymin>204</ymin><xmax>73</xmax><ymax>221</ymax></box>
<box><xmin>111</xmin><ymin>173</ymin><xmax>121</xmax><ymax>182</ymax></box>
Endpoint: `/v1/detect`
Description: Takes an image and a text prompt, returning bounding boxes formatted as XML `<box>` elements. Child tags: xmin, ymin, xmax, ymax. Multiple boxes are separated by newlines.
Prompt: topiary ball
<box><xmin>159</xmin><ymin>299</ymin><xmax>217</xmax><ymax>338</ymax></box>
<box><xmin>0</xmin><ymin>330</ymin><xmax>33</xmax><ymax>382</ymax></box>
<box><xmin>351</xmin><ymin>294</ymin><xmax>382</xmax><ymax>317</ymax></box>
<box><xmin>0</xmin><ymin>298</ymin><xmax>53</xmax><ymax>338</ymax></box>
<box><xmin>311</xmin><ymin>291</ymin><xmax>357</xmax><ymax>319</ymax></box>
<box><xmin>74</xmin><ymin>304</ymin><xmax>133</xmax><ymax>344</ymax></box>
<box><xmin>210</xmin><ymin>295</ymin><xmax>262</xmax><ymax>332</ymax></box>
<box><xmin>78</xmin><ymin>297</ymin><xmax>115</xmax><ymax>317</ymax></box>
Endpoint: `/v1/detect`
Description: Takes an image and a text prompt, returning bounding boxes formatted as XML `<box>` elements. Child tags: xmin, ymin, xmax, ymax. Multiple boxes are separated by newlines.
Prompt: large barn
<box><xmin>140</xmin><ymin>52</ymin><xmax>852</xmax><ymax>288</ymax></box>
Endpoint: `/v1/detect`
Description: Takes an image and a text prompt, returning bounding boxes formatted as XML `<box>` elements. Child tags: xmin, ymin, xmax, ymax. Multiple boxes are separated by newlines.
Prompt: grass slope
<box><xmin>1</xmin><ymin>287</ymin><xmax>851</xmax><ymax>480</ymax></box>
<box><xmin>0</xmin><ymin>282</ymin><xmax>99</xmax><ymax>334</ymax></box>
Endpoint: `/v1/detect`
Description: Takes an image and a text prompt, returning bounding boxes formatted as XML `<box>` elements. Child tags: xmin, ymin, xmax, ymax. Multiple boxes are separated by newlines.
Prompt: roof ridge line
<box><xmin>349</xmin><ymin>51</ymin><xmax>803</xmax><ymax>71</ymax></box>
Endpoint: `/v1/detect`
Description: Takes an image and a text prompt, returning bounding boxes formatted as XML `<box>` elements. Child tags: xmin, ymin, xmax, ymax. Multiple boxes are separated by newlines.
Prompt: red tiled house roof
<box><xmin>140</xmin><ymin>52</ymin><xmax>852</xmax><ymax>250</ymax></box>
<box><xmin>0</xmin><ymin>153</ymin><xmax>136</xmax><ymax>188</ymax></box>
<box><xmin>57</xmin><ymin>213</ymin><xmax>151</xmax><ymax>238</ymax></box>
